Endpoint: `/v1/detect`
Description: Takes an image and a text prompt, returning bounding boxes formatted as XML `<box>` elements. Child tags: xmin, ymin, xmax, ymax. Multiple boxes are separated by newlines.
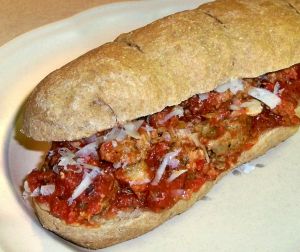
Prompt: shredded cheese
<box><xmin>248</xmin><ymin>87</ymin><xmax>281</xmax><ymax>109</ymax></box>
<box><xmin>57</xmin><ymin>148</ymin><xmax>76</xmax><ymax>168</ymax></box>
<box><xmin>53</xmin><ymin>165</ymin><xmax>60</xmax><ymax>174</ymax></box>
<box><xmin>84</xmin><ymin>134</ymin><xmax>98</xmax><ymax>144</ymax></box>
<box><xmin>240</xmin><ymin>99</ymin><xmax>263</xmax><ymax>116</ymax></box>
<box><xmin>104</xmin><ymin>120</ymin><xmax>144</xmax><ymax>142</ymax></box>
<box><xmin>215</xmin><ymin>79</ymin><xmax>244</xmax><ymax>94</ymax></box>
<box><xmin>151</xmin><ymin>149</ymin><xmax>181</xmax><ymax>185</ymax></box>
<box><xmin>123</xmin><ymin>120</ymin><xmax>144</xmax><ymax>139</ymax></box>
<box><xmin>104</xmin><ymin>127</ymin><xmax>126</xmax><ymax>142</ymax></box>
<box><xmin>200</xmin><ymin>144</ymin><xmax>210</xmax><ymax>163</ymax></box>
<box><xmin>56</xmin><ymin>147</ymin><xmax>101</xmax><ymax>173</ymax></box>
<box><xmin>167</xmin><ymin>169</ymin><xmax>187</xmax><ymax>182</ymax></box>
<box><xmin>30</xmin><ymin>187</ymin><xmax>40</xmax><ymax>197</ymax></box>
<box><xmin>75</xmin><ymin>138</ymin><xmax>102</xmax><ymax>158</ymax></box>
<box><xmin>77</xmin><ymin>159</ymin><xmax>100</xmax><ymax>170</ymax></box>
<box><xmin>168</xmin><ymin>158</ymin><xmax>180</xmax><ymax>168</ymax></box>
<box><xmin>23</xmin><ymin>180</ymin><xmax>30</xmax><ymax>193</ymax></box>
<box><xmin>26</xmin><ymin>183</ymin><xmax>55</xmax><ymax>197</ymax></box>
<box><xmin>198</xmin><ymin>92</ymin><xmax>209</xmax><ymax>101</ymax></box>
<box><xmin>67</xmin><ymin>168</ymin><xmax>102</xmax><ymax>205</ymax></box>
<box><xmin>159</xmin><ymin>106</ymin><xmax>184</xmax><ymax>124</ymax></box>
<box><xmin>112</xmin><ymin>140</ymin><xmax>118</xmax><ymax>148</ymax></box>
<box><xmin>40</xmin><ymin>184</ymin><xmax>55</xmax><ymax>196</ymax></box>
<box><xmin>22</xmin><ymin>180</ymin><xmax>31</xmax><ymax>199</ymax></box>
<box><xmin>273</xmin><ymin>82</ymin><xmax>281</xmax><ymax>95</ymax></box>
<box><xmin>143</xmin><ymin>124</ymin><xmax>154</xmax><ymax>133</ymax></box>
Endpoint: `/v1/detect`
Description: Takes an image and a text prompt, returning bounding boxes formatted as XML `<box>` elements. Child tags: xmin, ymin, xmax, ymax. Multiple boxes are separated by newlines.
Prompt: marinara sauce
<box><xmin>26</xmin><ymin>64</ymin><xmax>300</xmax><ymax>225</ymax></box>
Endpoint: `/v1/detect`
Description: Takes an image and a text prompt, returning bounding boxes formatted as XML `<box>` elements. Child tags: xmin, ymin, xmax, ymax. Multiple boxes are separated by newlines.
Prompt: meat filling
<box><xmin>25</xmin><ymin>64</ymin><xmax>300</xmax><ymax>225</ymax></box>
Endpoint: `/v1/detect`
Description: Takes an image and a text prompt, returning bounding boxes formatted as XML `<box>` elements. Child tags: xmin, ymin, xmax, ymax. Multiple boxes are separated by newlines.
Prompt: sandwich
<box><xmin>21</xmin><ymin>0</ymin><xmax>300</xmax><ymax>249</ymax></box>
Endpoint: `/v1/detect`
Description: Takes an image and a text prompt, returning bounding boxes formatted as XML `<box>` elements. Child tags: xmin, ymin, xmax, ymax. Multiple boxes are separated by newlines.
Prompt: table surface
<box><xmin>0</xmin><ymin>0</ymin><xmax>131</xmax><ymax>46</ymax></box>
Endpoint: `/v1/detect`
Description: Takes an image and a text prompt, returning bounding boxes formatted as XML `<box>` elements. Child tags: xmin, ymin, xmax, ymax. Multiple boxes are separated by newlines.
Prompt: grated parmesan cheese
<box><xmin>27</xmin><ymin>183</ymin><xmax>56</xmax><ymax>197</ymax></box>
<box><xmin>168</xmin><ymin>158</ymin><xmax>180</xmax><ymax>169</ymax></box>
<box><xmin>215</xmin><ymin>79</ymin><xmax>244</xmax><ymax>94</ymax></box>
<box><xmin>248</xmin><ymin>87</ymin><xmax>281</xmax><ymax>109</ymax></box>
<box><xmin>167</xmin><ymin>169</ymin><xmax>187</xmax><ymax>182</ymax></box>
<box><xmin>75</xmin><ymin>138</ymin><xmax>102</xmax><ymax>158</ymax></box>
<box><xmin>57</xmin><ymin>148</ymin><xmax>77</xmax><ymax>168</ymax></box>
<box><xmin>67</xmin><ymin>168</ymin><xmax>102</xmax><ymax>205</ymax></box>
<box><xmin>30</xmin><ymin>187</ymin><xmax>40</xmax><ymax>197</ymax></box>
<box><xmin>151</xmin><ymin>149</ymin><xmax>181</xmax><ymax>185</ymax></box>
<box><xmin>159</xmin><ymin>106</ymin><xmax>184</xmax><ymax>124</ymax></box>
<box><xmin>40</xmin><ymin>184</ymin><xmax>55</xmax><ymax>196</ymax></box>
<box><xmin>123</xmin><ymin>120</ymin><xmax>144</xmax><ymax>139</ymax></box>
<box><xmin>273</xmin><ymin>82</ymin><xmax>281</xmax><ymax>95</ymax></box>
<box><xmin>240</xmin><ymin>99</ymin><xmax>263</xmax><ymax>116</ymax></box>
<box><xmin>198</xmin><ymin>92</ymin><xmax>209</xmax><ymax>101</ymax></box>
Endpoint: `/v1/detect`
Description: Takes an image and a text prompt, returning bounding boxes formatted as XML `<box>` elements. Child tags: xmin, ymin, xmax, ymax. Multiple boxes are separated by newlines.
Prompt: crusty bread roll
<box><xmin>22</xmin><ymin>0</ymin><xmax>300</xmax><ymax>250</ymax></box>
<box><xmin>22</xmin><ymin>0</ymin><xmax>300</xmax><ymax>141</ymax></box>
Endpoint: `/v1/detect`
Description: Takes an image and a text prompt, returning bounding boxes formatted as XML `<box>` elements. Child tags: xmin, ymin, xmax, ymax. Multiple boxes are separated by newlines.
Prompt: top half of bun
<box><xmin>21</xmin><ymin>0</ymin><xmax>300</xmax><ymax>141</ymax></box>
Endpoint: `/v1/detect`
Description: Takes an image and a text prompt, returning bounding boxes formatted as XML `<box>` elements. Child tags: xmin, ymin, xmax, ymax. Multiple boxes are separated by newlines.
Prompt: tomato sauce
<box><xmin>26</xmin><ymin>64</ymin><xmax>300</xmax><ymax>225</ymax></box>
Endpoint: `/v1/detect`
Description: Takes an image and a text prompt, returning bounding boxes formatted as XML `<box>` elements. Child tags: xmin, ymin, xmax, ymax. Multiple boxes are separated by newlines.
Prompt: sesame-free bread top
<box><xmin>22</xmin><ymin>0</ymin><xmax>300</xmax><ymax>141</ymax></box>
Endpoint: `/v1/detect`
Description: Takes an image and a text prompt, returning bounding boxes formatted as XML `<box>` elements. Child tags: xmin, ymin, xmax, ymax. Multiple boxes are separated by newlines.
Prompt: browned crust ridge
<box><xmin>33</xmin><ymin>125</ymin><xmax>298</xmax><ymax>249</ymax></box>
<box><xmin>22</xmin><ymin>0</ymin><xmax>300</xmax><ymax>141</ymax></box>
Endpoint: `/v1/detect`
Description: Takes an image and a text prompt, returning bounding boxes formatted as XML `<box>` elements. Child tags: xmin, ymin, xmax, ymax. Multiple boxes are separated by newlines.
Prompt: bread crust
<box><xmin>33</xmin><ymin>125</ymin><xmax>298</xmax><ymax>249</ymax></box>
<box><xmin>22</xmin><ymin>0</ymin><xmax>300</xmax><ymax>141</ymax></box>
<box><xmin>22</xmin><ymin>0</ymin><xmax>300</xmax><ymax>248</ymax></box>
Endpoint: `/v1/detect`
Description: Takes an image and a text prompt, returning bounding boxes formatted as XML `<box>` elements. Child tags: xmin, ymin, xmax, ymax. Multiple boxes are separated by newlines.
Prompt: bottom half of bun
<box><xmin>33</xmin><ymin>125</ymin><xmax>298</xmax><ymax>249</ymax></box>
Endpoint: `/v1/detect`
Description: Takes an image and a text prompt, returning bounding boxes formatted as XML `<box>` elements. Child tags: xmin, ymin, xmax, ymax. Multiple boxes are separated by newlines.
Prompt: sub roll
<box><xmin>22</xmin><ymin>0</ymin><xmax>300</xmax><ymax>249</ymax></box>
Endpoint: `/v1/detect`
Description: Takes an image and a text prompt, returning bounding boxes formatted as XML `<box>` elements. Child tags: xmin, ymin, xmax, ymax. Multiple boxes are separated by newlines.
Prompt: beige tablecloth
<box><xmin>0</xmin><ymin>0</ymin><xmax>131</xmax><ymax>46</ymax></box>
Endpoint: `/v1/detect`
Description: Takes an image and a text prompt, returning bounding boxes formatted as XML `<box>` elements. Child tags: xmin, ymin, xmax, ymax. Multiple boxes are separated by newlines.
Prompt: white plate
<box><xmin>1</xmin><ymin>0</ymin><xmax>300</xmax><ymax>251</ymax></box>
